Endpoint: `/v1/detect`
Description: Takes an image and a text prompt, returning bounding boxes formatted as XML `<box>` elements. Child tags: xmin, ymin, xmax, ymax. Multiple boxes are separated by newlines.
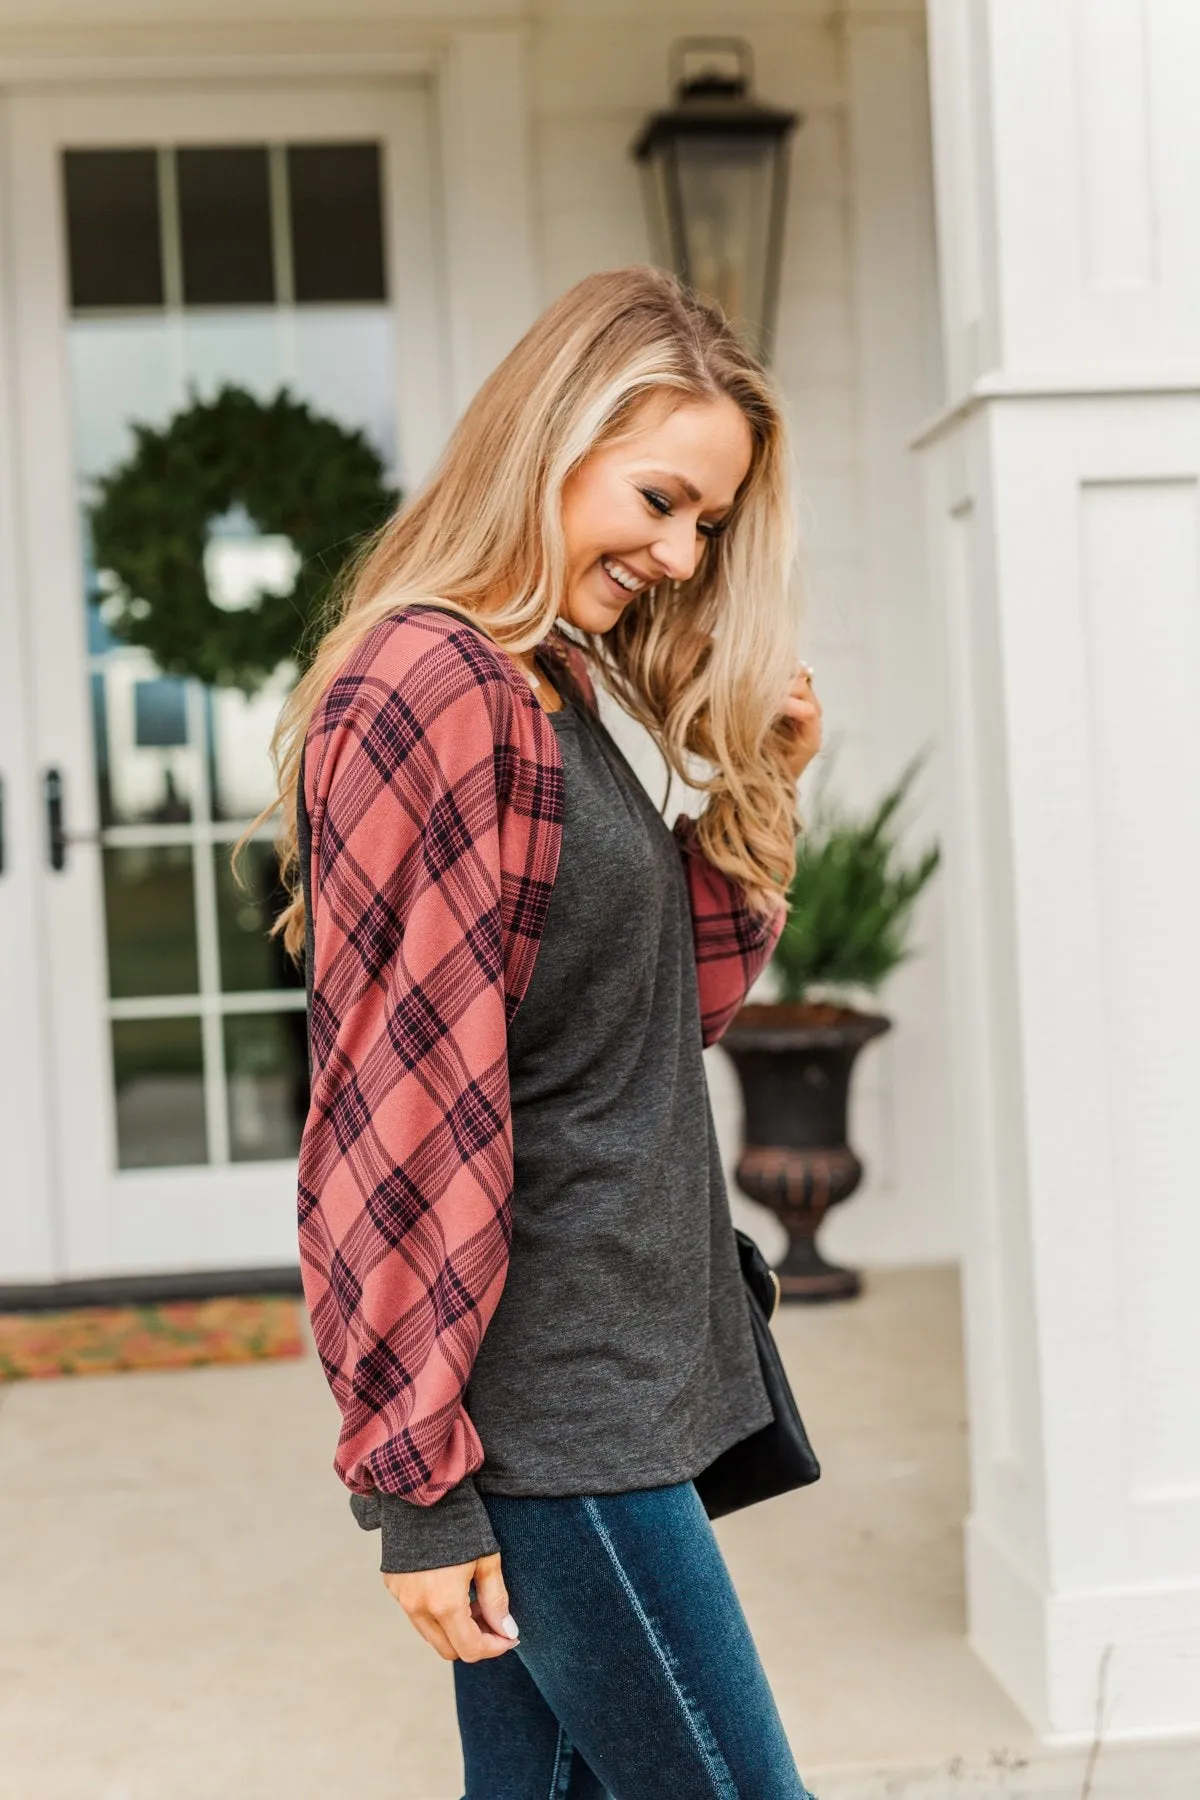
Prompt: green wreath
<box><xmin>90</xmin><ymin>384</ymin><xmax>398</xmax><ymax>696</ymax></box>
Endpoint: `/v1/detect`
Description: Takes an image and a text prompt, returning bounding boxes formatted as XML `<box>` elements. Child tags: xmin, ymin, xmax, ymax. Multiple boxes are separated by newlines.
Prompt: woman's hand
<box><xmin>779</xmin><ymin>662</ymin><xmax>823</xmax><ymax>782</ymax></box>
<box><xmin>382</xmin><ymin>1551</ymin><xmax>521</xmax><ymax>1663</ymax></box>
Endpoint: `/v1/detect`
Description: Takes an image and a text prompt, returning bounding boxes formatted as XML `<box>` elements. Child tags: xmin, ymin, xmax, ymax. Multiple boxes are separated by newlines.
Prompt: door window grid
<box><xmin>65</xmin><ymin>141</ymin><xmax>386</xmax><ymax>315</ymax></box>
<box><xmin>62</xmin><ymin>135</ymin><xmax>386</xmax><ymax>1166</ymax></box>
<box><xmin>93</xmin><ymin>667</ymin><xmax>304</xmax><ymax>1168</ymax></box>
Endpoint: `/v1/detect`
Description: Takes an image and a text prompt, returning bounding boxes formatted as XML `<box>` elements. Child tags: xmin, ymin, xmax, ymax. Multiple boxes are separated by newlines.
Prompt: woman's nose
<box><xmin>650</xmin><ymin>523</ymin><xmax>701</xmax><ymax>584</ymax></box>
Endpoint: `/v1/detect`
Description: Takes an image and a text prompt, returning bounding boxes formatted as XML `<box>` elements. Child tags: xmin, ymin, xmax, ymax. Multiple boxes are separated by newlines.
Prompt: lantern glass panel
<box><xmin>638</xmin><ymin>152</ymin><xmax>679</xmax><ymax>272</ymax></box>
<box><xmin>673</xmin><ymin>133</ymin><xmax>778</xmax><ymax>355</ymax></box>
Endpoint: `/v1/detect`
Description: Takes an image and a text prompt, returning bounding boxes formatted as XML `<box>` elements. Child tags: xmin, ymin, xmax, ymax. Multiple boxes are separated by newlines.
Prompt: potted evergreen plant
<box><xmin>723</xmin><ymin>752</ymin><xmax>941</xmax><ymax>1302</ymax></box>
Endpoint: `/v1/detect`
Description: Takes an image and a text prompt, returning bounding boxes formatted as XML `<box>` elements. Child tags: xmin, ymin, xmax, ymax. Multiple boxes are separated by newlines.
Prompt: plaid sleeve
<box><xmin>298</xmin><ymin>613</ymin><xmax>560</xmax><ymax>1540</ymax></box>
<box><xmin>672</xmin><ymin>814</ymin><xmax>787</xmax><ymax>1047</ymax></box>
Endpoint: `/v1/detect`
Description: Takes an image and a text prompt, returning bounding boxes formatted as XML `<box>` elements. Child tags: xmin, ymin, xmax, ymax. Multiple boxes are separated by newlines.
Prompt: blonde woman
<box><xmin>251</xmin><ymin>267</ymin><xmax>822</xmax><ymax>1798</ymax></box>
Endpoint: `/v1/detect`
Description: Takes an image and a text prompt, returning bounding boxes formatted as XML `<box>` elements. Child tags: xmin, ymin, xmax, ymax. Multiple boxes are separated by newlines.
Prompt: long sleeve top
<box><xmin>296</xmin><ymin>603</ymin><xmax>785</xmax><ymax>1567</ymax></box>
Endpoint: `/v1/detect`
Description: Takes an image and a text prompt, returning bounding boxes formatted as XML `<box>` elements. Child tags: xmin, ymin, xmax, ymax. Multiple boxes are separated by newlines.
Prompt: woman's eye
<box><xmin>641</xmin><ymin>485</ymin><xmax>726</xmax><ymax>541</ymax></box>
<box><xmin>641</xmin><ymin>487</ymin><xmax>672</xmax><ymax>517</ymax></box>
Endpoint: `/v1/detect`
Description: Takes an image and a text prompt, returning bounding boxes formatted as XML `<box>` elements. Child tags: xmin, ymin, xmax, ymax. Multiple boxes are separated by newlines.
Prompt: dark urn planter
<box><xmin>722</xmin><ymin>1002</ymin><xmax>891</xmax><ymax>1303</ymax></box>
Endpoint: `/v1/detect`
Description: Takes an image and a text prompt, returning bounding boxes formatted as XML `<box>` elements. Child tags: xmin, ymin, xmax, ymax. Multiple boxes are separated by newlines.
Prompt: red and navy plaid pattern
<box><xmin>671</xmin><ymin>813</ymin><xmax>785</xmax><ymax>1045</ymax></box>
<box><xmin>298</xmin><ymin>605</ymin><xmax>784</xmax><ymax>1504</ymax></box>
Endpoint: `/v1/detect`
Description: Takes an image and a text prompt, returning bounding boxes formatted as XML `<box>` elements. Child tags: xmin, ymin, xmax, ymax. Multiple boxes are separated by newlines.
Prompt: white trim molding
<box><xmin>912</xmin><ymin>370</ymin><xmax>1200</xmax><ymax>451</ymax></box>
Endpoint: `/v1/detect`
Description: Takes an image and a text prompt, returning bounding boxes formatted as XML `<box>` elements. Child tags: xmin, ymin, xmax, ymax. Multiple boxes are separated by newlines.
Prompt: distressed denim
<box><xmin>454</xmin><ymin>1480</ymin><xmax>817</xmax><ymax>1800</ymax></box>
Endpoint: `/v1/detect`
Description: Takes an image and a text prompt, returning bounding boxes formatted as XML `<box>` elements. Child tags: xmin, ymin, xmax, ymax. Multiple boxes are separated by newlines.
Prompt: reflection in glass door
<box><xmin>6</xmin><ymin>85</ymin><xmax>441</xmax><ymax>1278</ymax></box>
<box><xmin>66</xmin><ymin>140</ymin><xmax>395</xmax><ymax>1171</ymax></box>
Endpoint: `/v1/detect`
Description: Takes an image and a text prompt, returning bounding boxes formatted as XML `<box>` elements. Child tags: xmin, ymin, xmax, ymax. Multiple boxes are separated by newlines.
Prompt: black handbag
<box><xmin>693</xmin><ymin>1229</ymin><xmax>821</xmax><ymax>1519</ymax></box>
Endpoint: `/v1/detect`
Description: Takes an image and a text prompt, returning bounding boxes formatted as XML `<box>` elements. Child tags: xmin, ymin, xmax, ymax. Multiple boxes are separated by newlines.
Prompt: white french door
<box><xmin>1</xmin><ymin>83</ymin><xmax>446</xmax><ymax>1282</ymax></box>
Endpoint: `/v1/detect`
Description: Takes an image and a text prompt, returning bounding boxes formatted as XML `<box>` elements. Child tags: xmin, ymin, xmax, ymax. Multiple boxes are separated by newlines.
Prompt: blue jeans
<box><xmin>454</xmin><ymin>1481</ymin><xmax>817</xmax><ymax>1800</ymax></box>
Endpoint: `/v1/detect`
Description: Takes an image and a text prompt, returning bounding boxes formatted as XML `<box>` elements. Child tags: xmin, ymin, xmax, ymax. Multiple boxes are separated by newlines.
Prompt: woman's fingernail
<box><xmin>501</xmin><ymin>1614</ymin><xmax>520</xmax><ymax>1639</ymax></box>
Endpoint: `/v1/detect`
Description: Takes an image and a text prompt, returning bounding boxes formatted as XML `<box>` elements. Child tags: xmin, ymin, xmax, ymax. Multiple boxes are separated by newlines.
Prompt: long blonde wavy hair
<box><xmin>236</xmin><ymin>266</ymin><xmax>802</xmax><ymax>961</ymax></box>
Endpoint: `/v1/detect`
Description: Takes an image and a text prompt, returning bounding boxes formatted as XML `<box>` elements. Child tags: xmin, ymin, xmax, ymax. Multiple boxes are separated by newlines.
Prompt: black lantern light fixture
<box><xmin>632</xmin><ymin>38</ymin><xmax>801</xmax><ymax>360</ymax></box>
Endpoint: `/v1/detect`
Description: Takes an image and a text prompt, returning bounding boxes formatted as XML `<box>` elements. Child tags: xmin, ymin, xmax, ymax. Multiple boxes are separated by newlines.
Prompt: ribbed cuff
<box><xmin>349</xmin><ymin>1477</ymin><xmax>499</xmax><ymax>1574</ymax></box>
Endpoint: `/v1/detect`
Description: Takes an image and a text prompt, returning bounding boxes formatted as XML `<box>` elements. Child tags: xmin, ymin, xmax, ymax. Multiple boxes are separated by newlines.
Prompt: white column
<box><xmin>438</xmin><ymin>27</ymin><xmax>539</xmax><ymax>415</ymax></box>
<box><xmin>920</xmin><ymin>0</ymin><xmax>1200</xmax><ymax>1740</ymax></box>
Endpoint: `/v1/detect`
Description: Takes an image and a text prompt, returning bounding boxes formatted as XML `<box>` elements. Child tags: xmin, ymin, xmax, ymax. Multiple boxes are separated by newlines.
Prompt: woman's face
<box><xmin>558</xmin><ymin>395</ymin><xmax>753</xmax><ymax>633</ymax></box>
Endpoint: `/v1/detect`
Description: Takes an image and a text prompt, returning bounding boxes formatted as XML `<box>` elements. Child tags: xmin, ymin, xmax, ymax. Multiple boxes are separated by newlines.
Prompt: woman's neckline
<box><xmin>537</xmin><ymin>673</ymin><xmax>576</xmax><ymax>722</ymax></box>
<box><xmin>531</xmin><ymin>644</ymin><xmax>574</xmax><ymax>716</ymax></box>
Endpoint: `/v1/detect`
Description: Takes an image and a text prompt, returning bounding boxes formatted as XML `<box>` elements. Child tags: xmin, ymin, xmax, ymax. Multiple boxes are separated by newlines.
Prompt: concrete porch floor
<box><xmin>0</xmin><ymin>1266</ymin><xmax>1192</xmax><ymax>1799</ymax></box>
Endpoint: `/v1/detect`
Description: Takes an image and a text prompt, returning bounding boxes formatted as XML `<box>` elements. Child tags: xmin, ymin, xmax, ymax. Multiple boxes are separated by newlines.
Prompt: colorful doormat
<box><xmin>0</xmin><ymin>1294</ymin><xmax>304</xmax><ymax>1381</ymax></box>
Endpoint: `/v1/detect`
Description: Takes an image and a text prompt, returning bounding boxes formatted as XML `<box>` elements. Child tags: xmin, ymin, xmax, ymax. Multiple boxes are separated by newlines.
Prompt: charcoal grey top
<box><xmin>304</xmin><ymin>645</ymin><xmax>770</xmax><ymax>1572</ymax></box>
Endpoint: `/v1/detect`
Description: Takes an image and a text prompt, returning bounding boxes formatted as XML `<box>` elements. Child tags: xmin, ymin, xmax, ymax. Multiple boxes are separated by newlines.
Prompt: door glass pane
<box><xmin>224</xmin><ymin>1014</ymin><xmax>308</xmax><ymax>1162</ymax></box>
<box><xmin>90</xmin><ymin>654</ymin><xmax>199</xmax><ymax>827</ymax></box>
<box><xmin>103</xmin><ymin>845</ymin><xmax>199</xmax><ymax>998</ymax></box>
<box><xmin>177</xmin><ymin>147</ymin><xmax>274</xmax><ymax>306</ymax></box>
<box><xmin>64</xmin><ymin>132</ymin><xmax>397</xmax><ymax>1169</ymax></box>
<box><xmin>63</xmin><ymin>149</ymin><xmax>163</xmax><ymax>310</ymax></box>
<box><xmin>113</xmin><ymin>1018</ymin><xmax>206</xmax><ymax>1169</ymax></box>
<box><xmin>214</xmin><ymin>840</ymin><xmax>300</xmax><ymax>995</ymax></box>
<box><xmin>288</xmin><ymin>143</ymin><xmax>386</xmax><ymax>303</ymax></box>
<box><xmin>205</xmin><ymin>671</ymin><xmax>293</xmax><ymax>824</ymax></box>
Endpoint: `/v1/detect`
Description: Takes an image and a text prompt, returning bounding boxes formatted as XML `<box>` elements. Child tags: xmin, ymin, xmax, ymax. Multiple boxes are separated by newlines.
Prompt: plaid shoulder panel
<box><xmin>672</xmin><ymin>814</ymin><xmax>787</xmax><ymax>1047</ymax></box>
<box><xmin>298</xmin><ymin>607</ymin><xmax>563</xmax><ymax>1502</ymax></box>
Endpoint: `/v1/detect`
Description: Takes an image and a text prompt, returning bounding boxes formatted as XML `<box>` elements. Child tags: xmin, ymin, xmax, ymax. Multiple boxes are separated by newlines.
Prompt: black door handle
<box><xmin>45</xmin><ymin>766</ymin><xmax>67</xmax><ymax>870</ymax></box>
<box><xmin>44</xmin><ymin>767</ymin><xmax>102</xmax><ymax>871</ymax></box>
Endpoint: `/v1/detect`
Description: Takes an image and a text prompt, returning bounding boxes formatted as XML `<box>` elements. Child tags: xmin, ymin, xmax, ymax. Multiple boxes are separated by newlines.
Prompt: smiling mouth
<box><xmin>599</xmin><ymin>555</ymin><xmax>651</xmax><ymax>597</ymax></box>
